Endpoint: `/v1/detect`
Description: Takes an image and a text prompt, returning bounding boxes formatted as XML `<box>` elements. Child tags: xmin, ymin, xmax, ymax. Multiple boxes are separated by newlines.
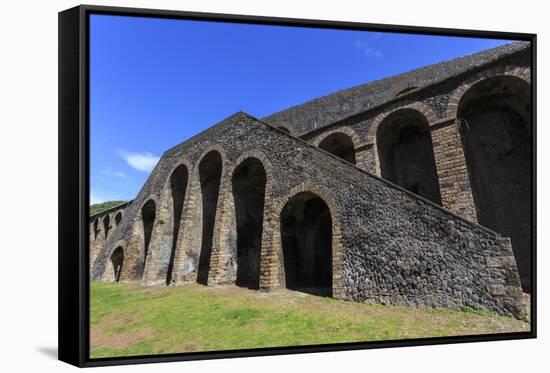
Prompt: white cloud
<box><xmin>117</xmin><ymin>150</ymin><xmax>160</xmax><ymax>172</ymax></box>
<box><xmin>354</xmin><ymin>40</ymin><xmax>383</xmax><ymax>59</ymax></box>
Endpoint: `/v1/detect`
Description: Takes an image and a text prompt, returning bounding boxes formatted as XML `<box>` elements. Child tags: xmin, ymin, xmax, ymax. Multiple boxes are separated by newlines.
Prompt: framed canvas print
<box><xmin>58</xmin><ymin>4</ymin><xmax>537</xmax><ymax>367</ymax></box>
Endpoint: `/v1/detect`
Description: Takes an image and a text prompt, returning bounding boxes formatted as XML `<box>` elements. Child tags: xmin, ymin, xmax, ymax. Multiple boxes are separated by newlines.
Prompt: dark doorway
<box><xmin>377</xmin><ymin>109</ymin><xmax>441</xmax><ymax>204</ymax></box>
<box><xmin>166</xmin><ymin>165</ymin><xmax>189</xmax><ymax>285</ymax></box>
<box><xmin>232</xmin><ymin>158</ymin><xmax>267</xmax><ymax>289</ymax></box>
<box><xmin>197</xmin><ymin>151</ymin><xmax>223</xmax><ymax>285</ymax></box>
<box><xmin>318</xmin><ymin>133</ymin><xmax>356</xmax><ymax>164</ymax></box>
<box><xmin>92</xmin><ymin>219</ymin><xmax>99</xmax><ymax>240</ymax></box>
<box><xmin>103</xmin><ymin>215</ymin><xmax>111</xmax><ymax>240</ymax></box>
<box><xmin>458</xmin><ymin>76</ymin><xmax>531</xmax><ymax>291</ymax></box>
<box><xmin>114</xmin><ymin>212</ymin><xmax>122</xmax><ymax>226</ymax></box>
<box><xmin>141</xmin><ymin>200</ymin><xmax>156</xmax><ymax>260</ymax></box>
<box><xmin>111</xmin><ymin>246</ymin><xmax>124</xmax><ymax>282</ymax></box>
<box><xmin>280</xmin><ymin>192</ymin><xmax>332</xmax><ymax>296</ymax></box>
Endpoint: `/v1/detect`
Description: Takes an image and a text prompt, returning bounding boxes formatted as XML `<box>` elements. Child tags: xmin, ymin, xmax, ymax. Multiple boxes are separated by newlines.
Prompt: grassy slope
<box><xmin>90</xmin><ymin>201</ymin><xmax>127</xmax><ymax>216</ymax></box>
<box><xmin>90</xmin><ymin>282</ymin><xmax>529</xmax><ymax>358</ymax></box>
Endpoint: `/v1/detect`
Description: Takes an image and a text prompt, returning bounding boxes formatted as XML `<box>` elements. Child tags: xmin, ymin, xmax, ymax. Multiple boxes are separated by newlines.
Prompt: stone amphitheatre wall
<box><xmin>91</xmin><ymin>112</ymin><xmax>526</xmax><ymax>319</ymax></box>
<box><xmin>298</xmin><ymin>48</ymin><xmax>532</xmax><ymax>291</ymax></box>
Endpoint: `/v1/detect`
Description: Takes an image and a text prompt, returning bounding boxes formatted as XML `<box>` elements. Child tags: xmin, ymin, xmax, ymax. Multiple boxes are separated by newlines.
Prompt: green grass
<box><xmin>90</xmin><ymin>282</ymin><xmax>529</xmax><ymax>358</ymax></box>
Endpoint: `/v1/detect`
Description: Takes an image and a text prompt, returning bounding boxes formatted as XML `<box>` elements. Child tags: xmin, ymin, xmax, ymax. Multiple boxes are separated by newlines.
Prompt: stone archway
<box><xmin>318</xmin><ymin>132</ymin><xmax>356</xmax><ymax>164</ymax></box>
<box><xmin>197</xmin><ymin>151</ymin><xmax>223</xmax><ymax>285</ymax></box>
<box><xmin>166</xmin><ymin>164</ymin><xmax>189</xmax><ymax>285</ymax></box>
<box><xmin>103</xmin><ymin>215</ymin><xmax>111</xmax><ymax>240</ymax></box>
<box><xmin>457</xmin><ymin>75</ymin><xmax>531</xmax><ymax>291</ymax></box>
<box><xmin>92</xmin><ymin>219</ymin><xmax>99</xmax><ymax>240</ymax></box>
<box><xmin>376</xmin><ymin>109</ymin><xmax>441</xmax><ymax>204</ymax></box>
<box><xmin>114</xmin><ymin>211</ymin><xmax>122</xmax><ymax>226</ymax></box>
<box><xmin>280</xmin><ymin>191</ymin><xmax>332</xmax><ymax>296</ymax></box>
<box><xmin>141</xmin><ymin>200</ymin><xmax>156</xmax><ymax>261</ymax></box>
<box><xmin>232</xmin><ymin>157</ymin><xmax>267</xmax><ymax>289</ymax></box>
<box><xmin>110</xmin><ymin>246</ymin><xmax>124</xmax><ymax>282</ymax></box>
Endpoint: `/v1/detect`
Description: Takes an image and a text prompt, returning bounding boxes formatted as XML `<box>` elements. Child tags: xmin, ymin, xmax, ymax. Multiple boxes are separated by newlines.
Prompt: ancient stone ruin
<box><xmin>90</xmin><ymin>42</ymin><xmax>532</xmax><ymax>319</ymax></box>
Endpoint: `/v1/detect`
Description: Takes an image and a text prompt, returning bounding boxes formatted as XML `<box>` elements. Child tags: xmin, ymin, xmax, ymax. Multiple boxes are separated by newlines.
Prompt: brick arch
<box><xmin>312</xmin><ymin>126</ymin><xmax>366</xmax><ymax>169</ymax></box>
<box><xmin>213</xmin><ymin>151</ymin><xmax>275</xmax><ymax>288</ymax></box>
<box><xmin>312</xmin><ymin>126</ymin><xmax>363</xmax><ymax>149</ymax></box>
<box><xmin>367</xmin><ymin>100</ymin><xmax>439</xmax><ymax>144</ymax></box>
<box><xmin>366</xmin><ymin>101</ymin><xmax>438</xmax><ymax>177</ymax></box>
<box><xmin>232</xmin><ymin>150</ymin><xmax>274</xmax><ymax>181</ymax></box>
<box><xmin>139</xmin><ymin>196</ymin><xmax>159</xmax><ymax>274</ymax></box>
<box><xmin>446</xmin><ymin>66</ymin><xmax>530</xmax><ymax>119</ymax></box>
<box><xmin>191</xmin><ymin>145</ymin><xmax>226</xmax><ymax>285</ymax></box>
<box><xmin>102</xmin><ymin>214</ymin><xmax>112</xmax><ymax>241</ymax></box>
<box><xmin>142</xmin><ymin>158</ymin><xmax>193</xmax><ymax>284</ymax></box>
<box><xmin>114</xmin><ymin>210</ymin><xmax>123</xmax><ymax>226</ymax></box>
<box><xmin>160</xmin><ymin>158</ymin><xmax>193</xmax><ymax>197</ymax></box>
<box><xmin>102</xmin><ymin>240</ymin><xmax>126</xmax><ymax>281</ymax></box>
<box><xmin>205</xmin><ymin>150</ymin><xmax>275</xmax><ymax>287</ymax></box>
<box><xmin>166</xmin><ymin>146</ymin><xmax>229</xmax><ymax>285</ymax></box>
<box><xmin>268</xmin><ymin>182</ymin><xmax>344</xmax><ymax>298</ymax></box>
<box><xmin>92</xmin><ymin>218</ymin><xmax>100</xmax><ymax>240</ymax></box>
<box><xmin>193</xmin><ymin>144</ymin><xmax>227</xmax><ymax>173</ymax></box>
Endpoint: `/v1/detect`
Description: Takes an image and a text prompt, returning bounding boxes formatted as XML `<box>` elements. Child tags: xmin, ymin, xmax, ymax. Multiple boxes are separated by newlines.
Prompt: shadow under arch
<box><xmin>196</xmin><ymin>150</ymin><xmax>223</xmax><ymax>285</ymax></box>
<box><xmin>110</xmin><ymin>246</ymin><xmax>124</xmax><ymax>282</ymax></box>
<box><xmin>231</xmin><ymin>156</ymin><xmax>267</xmax><ymax>289</ymax></box>
<box><xmin>457</xmin><ymin>74</ymin><xmax>532</xmax><ymax>292</ymax></box>
<box><xmin>280</xmin><ymin>191</ymin><xmax>333</xmax><ymax>297</ymax></box>
<box><xmin>376</xmin><ymin>108</ymin><xmax>441</xmax><ymax>204</ymax></box>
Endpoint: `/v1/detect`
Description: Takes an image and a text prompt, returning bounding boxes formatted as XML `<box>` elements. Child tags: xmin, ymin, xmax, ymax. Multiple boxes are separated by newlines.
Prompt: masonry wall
<box><xmin>89</xmin><ymin>203</ymin><xmax>130</xmax><ymax>267</ymax></box>
<box><xmin>91</xmin><ymin>112</ymin><xmax>526</xmax><ymax>319</ymax></box>
<box><xmin>300</xmin><ymin>48</ymin><xmax>530</xmax><ymax>224</ymax></box>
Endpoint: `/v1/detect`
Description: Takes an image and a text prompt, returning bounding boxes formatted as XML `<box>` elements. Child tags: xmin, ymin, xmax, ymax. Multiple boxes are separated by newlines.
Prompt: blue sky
<box><xmin>90</xmin><ymin>14</ymin><xmax>512</xmax><ymax>204</ymax></box>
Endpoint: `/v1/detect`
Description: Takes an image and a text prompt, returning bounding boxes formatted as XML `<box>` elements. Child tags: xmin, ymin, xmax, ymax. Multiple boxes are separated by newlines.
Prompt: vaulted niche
<box><xmin>197</xmin><ymin>151</ymin><xmax>223</xmax><ymax>285</ymax></box>
<box><xmin>166</xmin><ymin>165</ymin><xmax>189</xmax><ymax>285</ymax></box>
<box><xmin>318</xmin><ymin>132</ymin><xmax>356</xmax><ymax>165</ymax></box>
<box><xmin>457</xmin><ymin>75</ymin><xmax>531</xmax><ymax>292</ymax></box>
<box><xmin>103</xmin><ymin>215</ymin><xmax>111</xmax><ymax>240</ymax></box>
<box><xmin>280</xmin><ymin>192</ymin><xmax>332</xmax><ymax>296</ymax></box>
<box><xmin>114</xmin><ymin>211</ymin><xmax>122</xmax><ymax>226</ymax></box>
<box><xmin>141</xmin><ymin>200</ymin><xmax>156</xmax><ymax>261</ymax></box>
<box><xmin>232</xmin><ymin>158</ymin><xmax>267</xmax><ymax>289</ymax></box>
<box><xmin>110</xmin><ymin>246</ymin><xmax>124</xmax><ymax>282</ymax></box>
<box><xmin>377</xmin><ymin>109</ymin><xmax>441</xmax><ymax>204</ymax></box>
<box><xmin>92</xmin><ymin>219</ymin><xmax>99</xmax><ymax>240</ymax></box>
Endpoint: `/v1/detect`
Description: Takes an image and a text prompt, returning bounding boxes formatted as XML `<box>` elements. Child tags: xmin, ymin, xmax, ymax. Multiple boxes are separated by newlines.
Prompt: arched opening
<box><xmin>103</xmin><ymin>215</ymin><xmax>111</xmax><ymax>240</ymax></box>
<box><xmin>114</xmin><ymin>212</ymin><xmax>122</xmax><ymax>226</ymax></box>
<box><xmin>197</xmin><ymin>151</ymin><xmax>223</xmax><ymax>285</ymax></box>
<box><xmin>377</xmin><ymin>109</ymin><xmax>441</xmax><ymax>204</ymax></box>
<box><xmin>318</xmin><ymin>132</ymin><xmax>356</xmax><ymax>164</ymax></box>
<box><xmin>232</xmin><ymin>158</ymin><xmax>267</xmax><ymax>289</ymax></box>
<box><xmin>280</xmin><ymin>192</ymin><xmax>332</xmax><ymax>296</ymax></box>
<box><xmin>92</xmin><ymin>219</ymin><xmax>99</xmax><ymax>240</ymax></box>
<box><xmin>457</xmin><ymin>76</ymin><xmax>531</xmax><ymax>291</ymax></box>
<box><xmin>141</xmin><ymin>200</ymin><xmax>156</xmax><ymax>261</ymax></box>
<box><xmin>166</xmin><ymin>164</ymin><xmax>189</xmax><ymax>285</ymax></box>
<box><xmin>278</xmin><ymin>126</ymin><xmax>291</xmax><ymax>134</ymax></box>
<box><xmin>110</xmin><ymin>246</ymin><xmax>124</xmax><ymax>282</ymax></box>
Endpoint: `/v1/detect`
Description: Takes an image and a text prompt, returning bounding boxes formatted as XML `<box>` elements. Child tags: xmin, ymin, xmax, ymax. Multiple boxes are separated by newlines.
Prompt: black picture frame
<box><xmin>58</xmin><ymin>4</ymin><xmax>537</xmax><ymax>368</ymax></box>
